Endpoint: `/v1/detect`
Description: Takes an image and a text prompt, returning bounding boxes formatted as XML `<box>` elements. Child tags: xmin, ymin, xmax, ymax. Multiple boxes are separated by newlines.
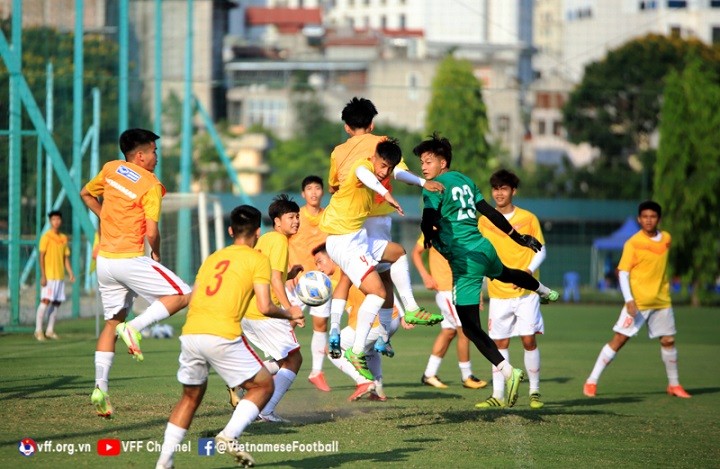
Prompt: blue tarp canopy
<box><xmin>592</xmin><ymin>217</ymin><xmax>640</xmax><ymax>250</ymax></box>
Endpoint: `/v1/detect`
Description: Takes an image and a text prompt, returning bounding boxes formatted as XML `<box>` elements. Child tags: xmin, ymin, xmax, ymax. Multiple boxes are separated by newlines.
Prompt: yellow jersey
<box><xmin>84</xmin><ymin>160</ymin><xmax>165</xmax><ymax>258</ymax></box>
<box><xmin>319</xmin><ymin>158</ymin><xmax>375</xmax><ymax>235</ymax></box>
<box><xmin>617</xmin><ymin>230</ymin><xmax>672</xmax><ymax>310</ymax></box>
<box><xmin>182</xmin><ymin>245</ymin><xmax>271</xmax><ymax>340</ymax></box>
<box><xmin>329</xmin><ymin>133</ymin><xmax>386</xmax><ymax>189</ymax></box>
<box><xmin>416</xmin><ymin>234</ymin><xmax>453</xmax><ymax>292</ymax></box>
<box><xmin>39</xmin><ymin>230</ymin><xmax>70</xmax><ymax>280</ymax></box>
<box><xmin>478</xmin><ymin>207</ymin><xmax>544</xmax><ymax>299</ymax></box>
<box><xmin>244</xmin><ymin>231</ymin><xmax>289</xmax><ymax>320</ymax></box>
<box><xmin>288</xmin><ymin>206</ymin><xmax>327</xmax><ymax>274</ymax></box>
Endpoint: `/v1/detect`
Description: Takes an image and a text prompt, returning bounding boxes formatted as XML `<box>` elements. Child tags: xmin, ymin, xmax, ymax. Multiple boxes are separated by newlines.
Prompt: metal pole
<box><xmin>45</xmin><ymin>62</ymin><xmax>54</xmax><ymax>213</ymax></box>
<box><xmin>118</xmin><ymin>0</ymin><xmax>129</xmax><ymax>135</ymax></box>
<box><xmin>154</xmin><ymin>0</ymin><xmax>163</xmax><ymax>179</ymax></box>
<box><xmin>85</xmin><ymin>88</ymin><xmax>101</xmax><ymax>293</ymax></box>
<box><xmin>71</xmin><ymin>0</ymin><xmax>85</xmax><ymax>318</ymax></box>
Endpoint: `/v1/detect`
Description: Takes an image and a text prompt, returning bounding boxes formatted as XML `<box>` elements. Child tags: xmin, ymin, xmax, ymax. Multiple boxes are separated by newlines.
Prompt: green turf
<box><xmin>2</xmin><ymin>303</ymin><xmax>719</xmax><ymax>468</ymax></box>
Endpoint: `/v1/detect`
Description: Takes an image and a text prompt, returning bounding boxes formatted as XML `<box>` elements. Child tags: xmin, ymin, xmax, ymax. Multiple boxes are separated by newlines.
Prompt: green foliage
<box><xmin>425</xmin><ymin>55</ymin><xmax>494</xmax><ymax>185</ymax></box>
<box><xmin>655</xmin><ymin>56</ymin><xmax>720</xmax><ymax>305</ymax></box>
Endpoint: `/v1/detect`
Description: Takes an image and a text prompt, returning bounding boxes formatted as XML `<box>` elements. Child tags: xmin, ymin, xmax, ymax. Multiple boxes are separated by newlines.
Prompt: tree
<box><xmin>425</xmin><ymin>54</ymin><xmax>495</xmax><ymax>184</ymax></box>
<box><xmin>655</xmin><ymin>56</ymin><xmax>720</xmax><ymax>306</ymax></box>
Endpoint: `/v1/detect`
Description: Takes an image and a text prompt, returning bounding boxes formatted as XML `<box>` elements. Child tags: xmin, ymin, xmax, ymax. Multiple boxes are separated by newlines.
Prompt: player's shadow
<box><xmin>540</xmin><ymin>376</ymin><xmax>573</xmax><ymax>384</ymax></box>
<box><xmin>0</xmin><ymin>375</ymin><xmax>85</xmax><ymax>401</ymax></box>
<box><xmin>262</xmin><ymin>446</ymin><xmax>423</xmax><ymax>467</ymax></box>
<box><xmin>395</xmin><ymin>390</ymin><xmax>465</xmax><ymax>401</ymax></box>
<box><xmin>554</xmin><ymin>396</ymin><xmax>645</xmax><ymax>407</ymax></box>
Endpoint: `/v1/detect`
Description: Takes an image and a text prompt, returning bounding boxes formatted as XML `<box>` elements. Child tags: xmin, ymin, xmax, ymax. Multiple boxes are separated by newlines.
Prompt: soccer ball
<box><xmin>295</xmin><ymin>271</ymin><xmax>333</xmax><ymax>306</ymax></box>
<box><xmin>150</xmin><ymin>323</ymin><xmax>174</xmax><ymax>339</ymax></box>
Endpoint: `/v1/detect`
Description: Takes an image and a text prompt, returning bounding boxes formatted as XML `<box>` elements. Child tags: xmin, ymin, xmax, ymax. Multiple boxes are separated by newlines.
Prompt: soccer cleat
<box><xmin>539</xmin><ymin>290</ymin><xmax>559</xmax><ymax>305</ymax></box>
<box><xmin>257</xmin><ymin>412</ymin><xmax>290</xmax><ymax>423</ymax></box>
<box><xmin>226</xmin><ymin>385</ymin><xmax>242</xmax><ymax>408</ymax></box>
<box><xmin>421</xmin><ymin>374</ymin><xmax>448</xmax><ymax>389</ymax></box>
<box><xmin>474</xmin><ymin>396</ymin><xmax>506</xmax><ymax>409</ymax></box>
<box><xmin>505</xmin><ymin>368</ymin><xmax>525</xmax><ymax>408</ymax></box>
<box><xmin>116</xmin><ymin>322</ymin><xmax>144</xmax><ymax>361</ymax></box>
<box><xmin>462</xmin><ymin>375</ymin><xmax>488</xmax><ymax>389</ymax></box>
<box><xmin>374</xmin><ymin>338</ymin><xmax>395</xmax><ymax>357</ymax></box>
<box><xmin>368</xmin><ymin>391</ymin><xmax>387</xmax><ymax>402</ymax></box>
<box><xmin>308</xmin><ymin>372</ymin><xmax>331</xmax><ymax>392</ymax></box>
<box><xmin>583</xmin><ymin>382</ymin><xmax>597</xmax><ymax>397</ymax></box>
<box><xmin>215</xmin><ymin>434</ymin><xmax>255</xmax><ymax>467</ymax></box>
<box><xmin>405</xmin><ymin>307</ymin><xmax>444</xmax><ymax>326</ymax></box>
<box><xmin>34</xmin><ymin>331</ymin><xmax>46</xmax><ymax>342</ymax></box>
<box><xmin>373</xmin><ymin>381</ymin><xmax>387</xmax><ymax>400</ymax></box>
<box><xmin>91</xmin><ymin>386</ymin><xmax>113</xmax><ymax>418</ymax></box>
<box><xmin>348</xmin><ymin>381</ymin><xmax>375</xmax><ymax>401</ymax></box>
<box><xmin>667</xmin><ymin>385</ymin><xmax>691</xmax><ymax>398</ymax></box>
<box><xmin>328</xmin><ymin>329</ymin><xmax>341</xmax><ymax>359</ymax></box>
<box><xmin>344</xmin><ymin>348</ymin><xmax>373</xmax><ymax>380</ymax></box>
<box><xmin>529</xmin><ymin>392</ymin><xmax>544</xmax><ymax>409</ymax></box>
<box><xmin>45</xmin><ymin>331</ymin><xmax>59</xmax><ymax>340</ymax></box>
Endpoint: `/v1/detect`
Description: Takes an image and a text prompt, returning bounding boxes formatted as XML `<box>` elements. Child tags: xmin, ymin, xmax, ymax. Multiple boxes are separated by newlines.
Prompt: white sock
<box><xmin>95</xmin><ymin>351</ymin><xmax>114</xmax><ymax>392</ymax></box>
<box><xmin>222</xmin><ymin>399</ymin><xmax>260</xmax><ymax>438</ymax></box>
<box><xmin>128</xmin><ymin>301</ymin><xmax>170</xmax><ymax>331</ymax></box>
<box><xmin>330</xmin><ymin>299</ymin><xmax>346</xmax><ymax>331</ymax></box>
<box><xmin>352</xmin><ymin>294</ymin><xmax>384</xmax><ymax>354</ymax></box>
<box><xmin>261</xmin><ymin>368</ymin><xmax>296</xmax><ymax>415</ymax></box>
<box><xmin>377</xmin><ymin>307</ymin><xmax>393</xmax><ymax>342</ymax></box>
<box><xmin>35</xmin><ymin>303</ymin><xmax>48</xmax><ymax>333</ymax></box>
<box><xmin>524</xmin><ymin>348</ymin><xmax>541</xmax><ymax>393</ymax></box>
<box><xmin>310</xmin><ymin>331</ymin><xmax>327</xmax><ymax>373</ymax></box>
<box><xmin>157</xmin><ymin>422</ymin><xmax>186</xmax><ymax>468</ymax></box>
<box><xmin>45</xmin><ymin>304</ymin><xmax>58</xmax><ymax>334</ymax></box>
<box><xmin>367</xmin><ymin>351</ymin><xmax>382</xmax><ymax>381</ymax></box>
<box><xmin>329</xmin><ymin>353</ymin><xmax>368</xmax><ymax>384</ymax></box>
<box><xmin>661</xmin><ymin>346</ymin><xmax>680</xmax><ymax>386</ymax></box>
<box><xmin>263</xmin><ymin>359</ymin><xmax>280</xmax><ymax>375</ymax></box>
<box><xmin>536</xmin><ymin>283</ymin><xmax>551</xmax><ymax>296</ymax></box>
<box><xmin>424</xmin><ymin>354</ymin><xmax>442</xmax><ymax>378</ymax></box>
<box><xmin>458</xmin><ymin>361</ymin><xmax>473</xmax><ymax>381</ymax></box>
<box><xmin>493</xmin><ymin>349</ymin><xmax>511</xmax><ymax>398</ymax></box>
<box><xmin>587</xmin><ymin>344</ymin><xmax>616</xmax><ymax>384</ymax></box>
<box><xmin>390</xmin><ymin>255</ymin><xmax>419</xmax><ymax>311</ymax></box>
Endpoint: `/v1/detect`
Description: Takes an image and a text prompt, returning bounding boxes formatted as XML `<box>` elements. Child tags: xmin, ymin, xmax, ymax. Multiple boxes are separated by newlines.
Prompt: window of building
<box><xmin>670</xmin><ymin>25</ymin><xmax>681</xmax><ymax>37</ymax></box>
<box><xmin>363</xmin><ymin>0</ymin><xmax>370</xmax><ymax>6</ymax></box>
<box><xmin>552</xmin><ymin>120</ymin><xmax>562</xmax><ymax>136</ymax></box>
<box><xmin>667</xmin><ymin>1</ymin><xmax>687</xmax><ymax>8</ymax></box>
<box><xmin>381</xmin><ymin>15</ymin><xmax>387</xmax><ymax>29</ymax></box>
<box><xmin>400</xmin><ymin>14</ymin><xmax>406</xmax><ymax>29</ymax></box>
<box><xmin>538</xmin><ymin>120</ymin><xmax>547</xmax><ymax>136</ymax></box>
<box><xmin>407</xmin><ymin>72</ymin><xmax>419</xmax><ymax>101</ymax></box>
<box><xmin>639</xmin><ymin>0</ymin><xmax>657</xmax><ymax>9</ymax></box>
<box><xmin>497</xmin><ymin>115</ymin><xmax>510</xmax><ymax>133</ymax></box>
<box><xmin>712</xmin><ymin>0</ymin><xmax>720</xmax><ymax>7</ymax></box>
<box><xmin>712</xmin><ymin>26</ymin><xmax>720</xmax><ymax>44</ymax></box>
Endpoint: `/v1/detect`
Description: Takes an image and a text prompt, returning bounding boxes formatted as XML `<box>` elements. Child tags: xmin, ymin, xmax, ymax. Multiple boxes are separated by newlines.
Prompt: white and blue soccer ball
<box><xmin>150</xmin><ymin>323</ymin><xmax>174</xmax><ymax>339</ymax></box>
<box><xmin>295</xmin><ymin>270</ymin><xmax>333</xmax><ymax>306</ymax></box>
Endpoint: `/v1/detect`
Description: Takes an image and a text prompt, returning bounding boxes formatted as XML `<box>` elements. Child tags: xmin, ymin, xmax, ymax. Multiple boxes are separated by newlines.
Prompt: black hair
<box><xmin>490</xmin><ymin>169</ymin><xmax>520</xmax><ymax>189</ymax></box>
<box><xmin>268</xmin><ymin>194</ymin><xmax>300</xmax><ymax>222</ymax></box>
<box><xmin>301</xmin><ymin>175</ymin><xmax>324</xmax><ymax>191</ymax></box>
<box><xmin>638</xmin><ymin>200</ymin><xmax>662</xmax><ymax>218</ymax></box>
<box><xmin>119</xmin><ymin>128</ymin><xmax>160</xmax><ymax>157</ymax></box>
<box><xmin>47</xmin><ymin>210</ymin><xmax>62</xmax><ymax>219</ymax></box>
<box><xmin>341</xmin><ymin>97</ymin><xmax>378</xmax><ymax>130</ymax></box>
<box><xmin>311</xmin><ymin>243</ymin><xmax>328</xmax><ymax>256</ymax></box>
<box><xmin>229</xmin><ymin>205</ymin><xmax>261</xmax><ymax>238</ymax></box>
<box><xmin>375</xmin><ymin>138</ymin><xmax>402</xmax><ymax>167</ymax></box>
<box><xmin>413</xmin><ymin>132</ymin><xmax>453</xmax><ymax>168</ymax></box>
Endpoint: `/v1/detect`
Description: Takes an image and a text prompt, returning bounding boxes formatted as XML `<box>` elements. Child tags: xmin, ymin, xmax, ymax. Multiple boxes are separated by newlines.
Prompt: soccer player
<box><xmin>287</xmin><ymin>175</ymin><xmax>332</xmax><ymax>392</ymax></box>
<box><xmin>319</xmin><ymin>138</ymin><xmax>411</xmax><ymax>381</ymax></box>
<box><xmin>240</xmin><ymin>194</ymin><xmax>306</xmax><ymax>422</ymax></box>
<box><xmin>80</xmin><ymin>128</ymin><xmax>192</xmax><ymax>418</ymax></box>
<box><xmin>583</xmin><ymin>201</ymin><xmax>691</xmax><ymax>399</ymax></box>
<box><xmin>412</xmin><ymin>235</ymin><xmax>486</xmax><ymax>390</ymax></box>
<box><xmin>415</xmin><ymin>133</ymin><xmax>559</xmax><ymax>408</ymax></box>
<box><xmin>327</xmin><ymin>98</ymin><xmax>444</xmax><ymax>360</ymax></box>
<box><xmin>34</xmin><ymin>210</ymin><xmax>75</xmax><ymax>341</ymax></box>
<box><xmin>155</xmin><ymin>205</ymin><xmax>303</xmax><ymax>469</ymax></box>
<box><xmin>477</xmin><ymin>169</ymin><xmax>548</xmax><ymax>409</ymax></box>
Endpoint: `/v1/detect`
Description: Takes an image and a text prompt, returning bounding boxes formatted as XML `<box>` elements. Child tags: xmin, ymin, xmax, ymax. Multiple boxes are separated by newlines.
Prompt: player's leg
<box><xmin>308</xmin><ymin>312</ymin><xmax>331</xmax><ymax>392</ymax></box>
<box><xmin>368</xmin><ymin>316</ymin><xmax>399</xmax><ymax>401</ymax></box>
<box><xmin>34</xmin><ymin>298</ymin><xmax>51</xmax><ymax>341</ymax></box>
<box><xmin>328</xmin><ymin>273</ymin><xmax>352</xmax><ymax>358</ymax></box>
<box><xmin>372</xmin><ymin>270</ymin><xmax>396</xmax><ymax>357</ymax></box>
<box><xmin>346</xmin><ymin>271</ymin><xmax>386</xmax><ymax>380</ymax></box>
<box><xmin>438</xmin><ymin>291</ymin><xmax>484</xmax><ymax>388</ymax></box>
<box><xmin>328</xmin><ymin>327</ymin><xmax>375</xmax><ymax>400</ymax></box>
<box><xmin>648</xmin><ymin>308</ymin><xmax>690</xmax><ymax>398</ymax></box>
<box><xmin>422</xmin><ymin>326</ymin><xmax>454</xmax><ymax>389</ymax></box>
<box><xmin>492</xmin><ymin>266</ymin><xmax>558</xmax><ymax>303</ymax></box>
<box><xmin>512</xmin><ymin>294</ymin><xmax>545</xmax><ymax>408</ymax></box>
<box><xmin>44</xmin><ymin>300</ymin><xmax>61</xmax><ymax>339</ymax></box>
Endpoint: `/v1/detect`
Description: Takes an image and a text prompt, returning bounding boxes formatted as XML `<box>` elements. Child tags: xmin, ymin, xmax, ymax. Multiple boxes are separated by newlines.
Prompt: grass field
<box><xmin>2</xmin><ymin>302</ymin><xmax>719</xmax><ymax>468</ymax></box>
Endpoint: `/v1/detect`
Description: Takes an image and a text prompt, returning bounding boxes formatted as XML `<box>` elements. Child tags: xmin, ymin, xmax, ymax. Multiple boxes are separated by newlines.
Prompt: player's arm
<box><xmin>475</xmin><ymin>199</ymin><xmax>542</xmax><ymax>252</ymax></box>
<box><xmin>253</xmin><ymin>281</ymin><xmax>303</xmax><ymax>321</ymax></box>
<box><xmin>38</xmin><ymin>250</ymin><xmax>47</xmax><ymax>286</ymax></box>
<box><xmin>356</xmin><ymin>165</ymin><xmax>404</xmax><ymax>215</ymax></box>
<box><xmin>142</xmin><ymin>185</ymin><xmax>164</xmax><ymax>262</ymax></box>
<box><xmin>393</xmin><ymin>166</ymin><xmax>444</xmax><ymax>192</ymax></box>
<box><xmin>328</xmin><ymin>153</ymin><xmax>340</xmax><ymax>193</ymax></box>
<box><xmin>420</xmin><ymin>208</ymin><xmax>441</xmax><ymax>249</ymax></box>
<box><xmin>411</xmin><ymin>242</ymin><xmax>438</xmax><ymax>290</ymax></box>
<box><xmin>64</xmin><ymin>250</ymin><xmax>75</xmax><ymax>282</ymax></box>
<box><xmin>80</xmin><ymin>186</ymin><xmax>102</xmax><ymax>218</ymax></box>
<box><xmin>617</xmin><ymin>270</ymin><xmax>638</xmax><ymax>317</ymax></box>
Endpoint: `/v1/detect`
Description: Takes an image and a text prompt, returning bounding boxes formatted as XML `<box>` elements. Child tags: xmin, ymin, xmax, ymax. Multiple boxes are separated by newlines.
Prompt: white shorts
<box><xmin>41</xmin><ymin>280</ymin><xmax>66</xmax><ymax>303</ymax></box>
<box><xmin>241</xmin><ymin>317</ymin><xmax>301</xmax><ymax>361</ymax></box>
<box><xmin>488</xmin><ymin>294</ymin><xmax>544</xmax><ymax>339</ymax></box>
<box><xmin>96</xmin><ymin>256</ymin><xmax>191</xmax><ymax>320</ymax></box>
<box><xmin>612</xmin><ymin>306</ymin><xmax>676</xmax><ymax>338</ymax></box>
<box><xmin>364</xmin><ymin>216</ymin><xmax>391</xmax><ymax>270</ymax></box>
<box><xmin>177</xmin><ymin>334</ymin><xmax>264</xmax><ymax>388</ymax></box>
<box><xmin>435</xmin><ymin>290</ymin><xmax>461</xmax><ymax>329</ymax></box>
<box><xmin>339</xmin><ymin>317</ymin><xmax>401</xmax><ymax>354</ymax></box>
<box><xmin>326</xmin><ymin>228</ymin><xmax>379</xmax><ymax>287</ymax></box>
<box><xmin>286</xmin><ymin>285</ymin><xmax>330</xmax><ymax>318</ymax></box>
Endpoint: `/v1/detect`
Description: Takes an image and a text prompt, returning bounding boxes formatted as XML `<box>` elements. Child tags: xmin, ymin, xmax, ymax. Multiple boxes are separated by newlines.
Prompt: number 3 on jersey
<box><xmin>451</xmin><ymin>185</ymin><xmax>476</xmax><ymax>221</ymax></box>
<box><xmin>206</xmin><ymin>260</ymin><xmax>230</xmax><ymax>296</ymax></box>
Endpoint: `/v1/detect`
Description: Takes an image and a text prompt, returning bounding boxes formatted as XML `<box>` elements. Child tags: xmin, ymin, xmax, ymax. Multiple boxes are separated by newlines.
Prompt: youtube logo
<box><xmin>97</xmin><ymin>439</ymin><xmax>121</xmax><ymax>456</ymax></box>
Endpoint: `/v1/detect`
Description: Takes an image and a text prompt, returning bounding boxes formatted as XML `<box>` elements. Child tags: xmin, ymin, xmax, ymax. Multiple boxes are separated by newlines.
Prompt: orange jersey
<box><xmin>345</xmin><ymin>286</ymin><xmax>399</xmax><ymax>329</ymax></box>
<box><xmin>618</xmin><ymin>230</ymin><xmax>672</xmax><ymax>310</ymax></box>
<box><xmin>416</xmin><ymin>234</ymin><xmax>453</xmax><ymax>291</ymax></box>
<box><xmin>182</xmin><ymin>245</ymin><xmax>271</xmax><ymax>340</ymax></box>
<box><xmin>39</xmin><ymin>230</ymin><xmax>70</xmax><ymax>280</ymax></box>
<box><xmin>329</xmin><ymin>133</ymin><xmax>386</xmax><ymax>189</ymax></box>
<box><xmin>288</xmin><ymin>206</ymin><xmax>327</xmax><ymax>274</ymax></box>
<box><xmin>84</xmin><ymin>160</ymin><xmax>165</xmax><ymax>258</ymax></box>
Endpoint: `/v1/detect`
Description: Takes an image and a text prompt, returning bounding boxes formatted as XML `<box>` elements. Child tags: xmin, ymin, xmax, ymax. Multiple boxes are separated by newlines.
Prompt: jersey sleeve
<box><xmin>617</xmin><ymin>240</ymin><xmax>636</xmax><ymax>272</ymax></box>
<box><xmin>473</xmin><ymin>182</ymin><xmax>484</xmax><ymax>205</ymax></box>
<box><xmin>39</xmin><ymin>233</ymin><xmax>49</xmax><ymax>252</ymax></box>
<box><xmin>328</xmin><ymin>150</ymin><xmax>339</xmax><ymax>188</ymax></box>
<box><xmin>267</xmin><ymin>234</ymin><xmax>289</xmax><ymax>273</ymax></box>
<box><xmin>141</xmin><ymin>185</ymin><xmax>164</xmax><ymax>222</ymax></box>
<box><xmin>84</xmin><ymin>171</ymin><xmax>105</xmax><ymax>197</ymax></box>
<box><xmin>529</xmin><ymin>213</ymin><xmax>545</xmax><ymax>244</ymax></box>
<box><xmin>254</xmin><ymin>254</ymin><xmax>272</xmax><ymax>284</ymax></box>
<box><xmin>423</xmin><ymin>190</ymin><xmax>441</xmax><ymax>210</ymax></box>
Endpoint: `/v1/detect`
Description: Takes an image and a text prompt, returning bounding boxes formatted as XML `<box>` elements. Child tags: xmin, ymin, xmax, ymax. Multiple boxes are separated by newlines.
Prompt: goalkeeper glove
<box><xmin>510</xmin><ymin>231</ymin><xmax>542</xmax><ymax>252</ymax></box>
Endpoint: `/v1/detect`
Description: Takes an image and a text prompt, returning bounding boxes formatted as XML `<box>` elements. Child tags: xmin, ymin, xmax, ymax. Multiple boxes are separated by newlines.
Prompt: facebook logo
<box><xmin>198</xmin><ymin>438</ymin><xmax>215</xmax><ymax>456</ymax></box>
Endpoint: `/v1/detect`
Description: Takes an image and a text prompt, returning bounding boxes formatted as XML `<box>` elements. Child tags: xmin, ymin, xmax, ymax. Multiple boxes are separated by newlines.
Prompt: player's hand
<box><xmin>423</xmin><ymin>180</ymin><xmax>444</xmax><ymax>192</ymax></box>
<box><xmin>625</xmin><ymin>300</ymin><xmax>639</xmax><ymax>318</ymax></box>
<box><xmin>511</xmin><ymin>232</ymin><xmax>542</xmax><ymax>252</ymax></box>
<box><xmin>287</xmin><ymin>264</ymin><xmax>304</xmax><ymax>280</ymax></box>
<box><xmin>40</xmin><ymin>275</ymin><xmax>47</xmax><ymax>287</ymax></box>
<box><xmin>384</xmin><ymin>192</ymin><xmax>404</xmax><ymax>216</ymax></box>
<box><xmin>400</xmin><ymin>317</ymin><xmax>415</xmax><ymax>330</ymax></box>
<box><xmin>421</xmin><ymin>275</ymin><xmax>438</xmax><ymax>291</ymax></box>
<box><xmin>68</xmin><ymin>273</ymin><xmax>76</xmax><ymax>283</ymax></box>
<box><xmin>151</xmin><ymin>251</ymin><xmax>161</xmax><ymax>262</ymax></box>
